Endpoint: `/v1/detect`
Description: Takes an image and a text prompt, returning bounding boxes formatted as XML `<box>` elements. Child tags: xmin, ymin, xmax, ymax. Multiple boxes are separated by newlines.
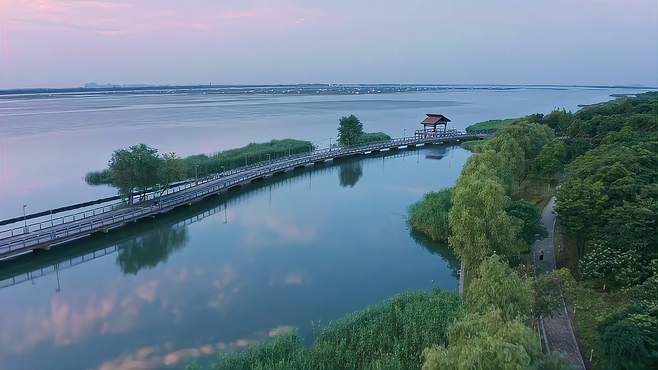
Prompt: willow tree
<box><xmin>448</xmin><ymin>167</ymin><xmax>524</xmax><ymax>269</ymax></box>
<box><xmin>465</xmin><ymin>255</ymin><xmax>533</xmax><ymax>321</ymax></box>
<box><xmin>421</xmin><ymin>310</ymin><xmax>541</xmax><ymax>370</ymax></box>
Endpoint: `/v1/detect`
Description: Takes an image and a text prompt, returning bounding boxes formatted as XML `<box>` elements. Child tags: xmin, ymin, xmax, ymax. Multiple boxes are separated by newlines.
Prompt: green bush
<box><xmin>465</xmin><ymin>118</ymin><xmax>517</xmax><ymax>133</ymax></box>
<box><xmin>409</xmin><ymin>189</ymin><xmax>452</xmax><ymax>242</ymax></box>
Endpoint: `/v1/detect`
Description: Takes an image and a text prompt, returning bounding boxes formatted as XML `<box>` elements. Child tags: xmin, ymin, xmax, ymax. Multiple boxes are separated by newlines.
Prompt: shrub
<box><xmin>409</xmin><ymin>189</ymin><xmax>452</xmax><ymax>242</ymax></box>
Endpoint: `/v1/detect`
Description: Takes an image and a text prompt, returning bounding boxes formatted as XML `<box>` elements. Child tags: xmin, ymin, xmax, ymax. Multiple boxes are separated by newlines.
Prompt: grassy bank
<box><xmin>188</xmin><ymin>290</ymin><xmax>461</xmax><ymax>370</ymax></box>
<box><xmin>408</xmin><ymin>189</ymin><xmax>452</xmax><ymax>242</ymax></box>
<box><xmin>86</xmin><ymin>139</ymin><xmax>314</xmax><ymax>186</ymax></box>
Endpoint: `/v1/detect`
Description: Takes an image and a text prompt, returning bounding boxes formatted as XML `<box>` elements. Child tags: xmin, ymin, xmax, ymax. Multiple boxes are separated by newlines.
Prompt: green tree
<box><xmin>465</xmin><ymin>255</ymin><xmax>533</xmax><ymax>320</ymax></box>
<box><xmin>422</xmin><ymin>310</ymin><xmax>541</xmax><ymax>370</ymax></box>
<box><xmin>535</xmin><ymin>139</ymin><xmax>567</xmax><ymax>177</ymax></box>
<box><xmin>507</xmin><ymin>199</ymin><xmax>547</xmax><ymax>245</ymax></box>
<box><xmin>599</xmin><ymin>304</ymin><xmax>658</xmax><ymax>370</ymax></box>
<box><xmin>532</xmin><ymin>268</ymin><xmax>575</xmax><ymax>318</ymax></box>
<box><xmin>449</xmin><ymin>170</ymin><xmax>524</xmax><ymax>268</ymax></box>
<box><xmin>108</xmin><ymin>143</ymin><xmax>162</xmax><ymax>202</ymax></box>
<box><xmin>158</xmin><ymin>152</ymin><xmax>186</xmax><ymax>195</ymax></box>
<box><xmin>337</xmin><ymin>114</ymin><xmax>364</xmax><ymax>146</ymax></box>
<box><xmin>555</xmin><ymin>178</ymin><xmax>607</xmax><ymax>255</ymax></box>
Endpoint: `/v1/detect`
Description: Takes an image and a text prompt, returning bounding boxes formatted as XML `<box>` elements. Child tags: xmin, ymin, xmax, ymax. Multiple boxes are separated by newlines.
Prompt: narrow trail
<box><xmin>533</xmin><ymin>197</ymin><xmax>586</xmax><ymax>369</ymax></box>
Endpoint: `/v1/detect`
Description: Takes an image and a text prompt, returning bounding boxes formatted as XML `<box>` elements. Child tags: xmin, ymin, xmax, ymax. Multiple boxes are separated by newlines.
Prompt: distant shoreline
<box><xmin>1</xmin><ymin>83</ymin><xmax>655</xmax><ymax>98</ymax></box>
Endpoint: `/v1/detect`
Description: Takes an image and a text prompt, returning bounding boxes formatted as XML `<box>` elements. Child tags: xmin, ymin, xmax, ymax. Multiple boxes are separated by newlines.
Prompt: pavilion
<box><xmin>415</xmin><ymin>114</ymin><xmax>451</xmax><ymax>137</ymax></box>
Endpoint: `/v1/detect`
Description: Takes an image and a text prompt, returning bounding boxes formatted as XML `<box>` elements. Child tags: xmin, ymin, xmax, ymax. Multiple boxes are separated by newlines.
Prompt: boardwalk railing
<box><xmin>0</xmin><ymin>131</ymin><xmax>484</xmax><ymax>259</ymax></box>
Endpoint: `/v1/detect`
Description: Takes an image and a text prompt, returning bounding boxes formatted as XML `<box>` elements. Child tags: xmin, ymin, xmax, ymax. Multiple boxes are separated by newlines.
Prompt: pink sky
<box><xmin>0</xmin><ymin>0</ymin><xmax>656</xmax><ymax>88</ymax></box>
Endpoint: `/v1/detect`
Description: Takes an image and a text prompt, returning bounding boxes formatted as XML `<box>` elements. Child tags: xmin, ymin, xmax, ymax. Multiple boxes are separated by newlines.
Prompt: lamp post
<box><xmin>329</xmin><ymin>137</ymin><xmax>332</xmax><ymax>151</ymax></box>
<box><xmin>403</xmin><ymin>128</ymin><xmax>407</xmax><ymax>138</ymax></box>
<box><xmin>193</xmin><ymin>164</ymin><xmax>199</xmax><ymax>185</ymax></box>
<box><xmin>22</xmin><ymin>204</ymin><xmax>27</xmax><ymax>233</ymax></box>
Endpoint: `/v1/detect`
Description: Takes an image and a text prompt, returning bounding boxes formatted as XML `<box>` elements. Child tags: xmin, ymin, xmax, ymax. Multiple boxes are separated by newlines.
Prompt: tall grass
<box><xmin>358</xmin><ymin>132</ymin><xmax>391</xmax><ymax>144</ymax></box>
<box><xmin>408</xmin><ymin>189</ymin><xmax>452</xmax><ymax>242</ymax></box>
<box><xmin>189</xmin><ymin>290</ymin><xmax>461</xmax><ymax>370</ymax></box>
<box><xmin>86</xmin><ymin>139</ymin><xmax>313</xmax><ymax>186</ymax></box>
<box><xmin>184</xmin><ymin>139</ymin><xmax>313</xmax><ymax>178</ymax></box>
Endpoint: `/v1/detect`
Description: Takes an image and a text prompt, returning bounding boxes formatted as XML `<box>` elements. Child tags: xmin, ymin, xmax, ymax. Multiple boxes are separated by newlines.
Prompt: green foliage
<box><xmin>465</xmin><ymin>255</ymin><xmax>533</xmax><ymax>321</ymax></box>
<box><xmin>107</xmin><ymin>143</ymin><xmax>163</xmax><ymax>199</ymax></box>
<box><xmin>336</xmin><ymin>115</ymin><xmax>391</xmax><ymax>146</ymax></box>
<box><xmin>212</xmin><ymin>332</ymin><xmax>302</xmax><ymax>370</ymax></box>
<box><xmin>555</xmin><ymin>92</ymin><xmax>657</xmax><ymax>286</ymax></box>
<box><xmin>421</xmin><ymin>310</ymin><xmax>541</xmax><ymax>370</ymax></box>
<box><xmin>205</xmin><ymin>290</ymin><xmax>462</xmax><ymax>370</ymax></box>
<box><xmin>555</xmin><ymin>179</ymin><xmax>607</xmax><ymax>242</ymax></box>
<box><xmin>507</xmin><ymin>199</ymin><xmax>547</xmax><ymax>245</ymax></box>
<box><xmin>183</xmin><ymin>139</ymin><xmax>313</xmax><ymax>178</ymax></box>
<box><xmin>599</xmin><ymin>304</ymin><xmax>658</xmax><ymax>370</ymax></box>
<box><xmin>535</xmin><ymin>139</ymin><xmax>567</xmax><ymax>177</ymax></box>
<box><xmin>581</xmin><ymin>244</ymin><xmax>654</xmax><ymax>288</ymax></box>
<box><xmin>338</xmin><ymin>114</ymin><xmax>364</xmax><ymax>146</ymax></box>
<box><xmin>160</xmin><ymin>152</ymin><xmax>187</xmax><ymax>192</ymax></box>
<box><xmin>409</xmin><ymin>188</ymin><xmax>452</xmax><ymax>242</ymax></box>
<box><xmin>465</xmin><ymin>118</ymin><xmax>517</xmax><ymax>133</ymax></box>
<box><xmin>448</xmin><ymin>169</ymin><xmax>524</xmax><ymax>267</ymax></box>
<box><xmin>84</xmin><ymin>168</ymin><xmax>112</xmax><ymax>185</ymax></box>
<box><xmin>86</xmin><ymin>139</ymin><xmax>314</xmax><ymax>191</ymax></box>
<box><xmin>358</xmin><ymin>132</ymin><xmax>392</xmax><ymax>144</ymax></box>
<box><xmin>542</xmin><ymin>109</ymin><xmax>574</xmax><ymax>134</ymax></box>
<box><xmin>532</xmin><ymin>268</ymin><xmax>575</xmax><ymax>318</ymax></box>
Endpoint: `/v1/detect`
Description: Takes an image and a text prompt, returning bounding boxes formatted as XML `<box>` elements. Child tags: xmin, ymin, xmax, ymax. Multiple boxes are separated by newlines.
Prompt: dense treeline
<box><xmin>183</xmin><ymin>94</ymin><xmax>656</xmax><ymax>370</ymax></box>
<box><xmin>550</xmin><ymin>92</ymin><xmax>657</xmax><ymax>369</ymax></box>
<box><xmin>85</xmin><ymin>139</ymin><xmax>313</xmax><ymax>200</ymax></box>
<box><xmin>418</xmin><ymin>115</ymin><xmax>572</xmax><ymax>369</ymax></box>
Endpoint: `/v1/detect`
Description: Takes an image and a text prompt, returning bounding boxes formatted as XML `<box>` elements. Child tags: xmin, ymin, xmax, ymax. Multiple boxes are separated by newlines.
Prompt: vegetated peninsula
<box><xmin>86</xmin><ymin>115</ymin><xmax>390</xmax><ymax>203</ymax></box>
<box><xmin>187</xmin><ymin>92</ymin><xmax>657</xmax><ymax>370</ymax></box>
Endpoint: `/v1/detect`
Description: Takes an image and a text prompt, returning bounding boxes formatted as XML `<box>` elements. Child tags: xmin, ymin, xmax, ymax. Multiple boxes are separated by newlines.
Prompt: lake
<box><xmin>0</xmin><ymin>145</ymin><xmax>464</xmax><ymax>370</ymax></box>
<box><xmin>0</xmin><ymin>86</ymin><xmax>648</xmax><ymax>219</ymax></box>
<box><xmin>0</xmin><ymin>86</ymin><xmax>652</xmax><ymax>369</ymax></box>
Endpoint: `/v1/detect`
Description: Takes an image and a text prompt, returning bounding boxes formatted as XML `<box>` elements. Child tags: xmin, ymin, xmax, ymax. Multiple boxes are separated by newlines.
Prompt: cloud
<box><xmin>95</xmin><ymin>328</ymin><xmax>290</xmax><ymax>370</ymax></box>
<box><xmin>1</xmin><ymin>0</ymin><xmax>305</xmax><ymax>37</ymax></box>
<box><xmin>0</xmin><ymin>280</ymin><xmax>160</xmax><ymax>356</ymax></box>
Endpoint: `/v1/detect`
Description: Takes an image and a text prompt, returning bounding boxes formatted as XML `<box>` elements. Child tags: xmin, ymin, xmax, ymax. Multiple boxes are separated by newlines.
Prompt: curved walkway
<box><xmin>534</xmin><ymin>197</ymin><xmax>586</xmax><ymax>369</ymax></box>
<box><xmin>0</xmin><ymin>132</ymin><xmax>485</xmax><ymax>260</ymax></box>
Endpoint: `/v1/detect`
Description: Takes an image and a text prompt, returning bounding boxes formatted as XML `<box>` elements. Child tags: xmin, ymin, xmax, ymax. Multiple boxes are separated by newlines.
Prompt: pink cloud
<box><xmin>1</xmin><ymin>0</ymin><xmax>309</xmax><ymax>37</ymax></box>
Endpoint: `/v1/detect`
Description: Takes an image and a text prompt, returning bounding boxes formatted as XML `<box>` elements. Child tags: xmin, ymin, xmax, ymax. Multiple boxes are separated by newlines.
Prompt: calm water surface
<box><xmin>0</xmin><ymin>146</ymin><xmax>465</xmax><ymax>370</ymax></box>
<box><xmin>0</xmin><ymin>86</ymin><xmax>652</xmax><ymax>369</ymax></box>
<box><xmin>0</xmin><ymin>86</ymin><xmax>649</xmax><ymax>218</ymax></box>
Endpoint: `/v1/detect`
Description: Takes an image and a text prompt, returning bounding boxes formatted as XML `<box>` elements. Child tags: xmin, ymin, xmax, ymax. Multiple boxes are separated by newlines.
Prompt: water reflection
<box><xmin>0</xmin><ymin>146</ymin><xmax>469</xmax><ymax>370</ymax></box>
<box><xmin>116</xmin><ymin>224</ymin><xmax>188</xmax><ymax>275</ymax></box>
<box><xmin>410</xmin><ymin>229</ymin><xmax>460</xmax><ymax>279</ymax></box>
<box><xmin>338</xmin><ymin>161</ymin><xmax>363</xmax><ymax>188</ymax></box>
<box><xmin>424</xmin><ymin>146</ymin><xmax>450</xmax><ymax>161</ymax></box>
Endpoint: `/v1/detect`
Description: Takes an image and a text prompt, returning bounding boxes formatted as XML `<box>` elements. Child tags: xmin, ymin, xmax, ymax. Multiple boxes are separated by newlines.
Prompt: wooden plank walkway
<box><xmin>0</xmin><ymin>132</ymin><xmax>485</xmax><ymax>261</ymax></box>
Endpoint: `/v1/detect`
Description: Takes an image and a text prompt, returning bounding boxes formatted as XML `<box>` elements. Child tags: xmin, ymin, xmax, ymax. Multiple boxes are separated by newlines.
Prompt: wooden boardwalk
<box><xmin>0</xmin><ymin>131</ymin><xmax>485</xmax><ymax>261</ymax></box>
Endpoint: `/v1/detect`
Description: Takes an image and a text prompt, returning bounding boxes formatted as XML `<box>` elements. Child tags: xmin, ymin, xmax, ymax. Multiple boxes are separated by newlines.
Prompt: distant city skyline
<box><xmin>0</xmin><ymin>0</ymin><xmax>657</xmax><ymax>89</ymax></box>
